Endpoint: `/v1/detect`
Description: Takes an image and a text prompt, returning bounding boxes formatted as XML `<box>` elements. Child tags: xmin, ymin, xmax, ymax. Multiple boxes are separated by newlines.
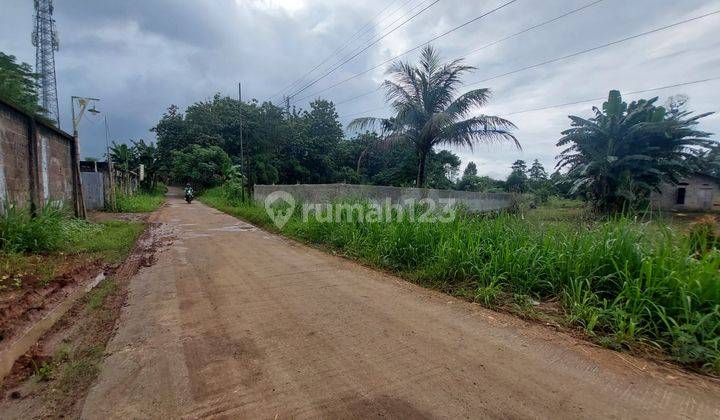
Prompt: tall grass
<box><xmin>0</xmin><ymin>203</ymin><xmax>67</xmax><ymax>253</ymax></box>
<box><xmin>201</xmin><ymin>187</ymin><xmax>720</xmax><ymax>373</ymax></box>
<box><xmin>112</xmin><ymin>184</ymin><xmax>166</xmax><ymax>213</ymax></box>
<box><xmin>1</xmin><ymin>202</ymin><xmax>144</xmax><ymax>256</ymax></box>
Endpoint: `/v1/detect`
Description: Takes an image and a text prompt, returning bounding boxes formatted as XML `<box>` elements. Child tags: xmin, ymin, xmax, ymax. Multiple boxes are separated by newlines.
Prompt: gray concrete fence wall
<box><xmin>0</xmin><ymin>99</ymin><xmax>79</xmax><ymax>214</ymax></box>
<box><xmin>254</xmin><ymin>184</ymin><xmax>513</xmax><ymax>213</ymax></box>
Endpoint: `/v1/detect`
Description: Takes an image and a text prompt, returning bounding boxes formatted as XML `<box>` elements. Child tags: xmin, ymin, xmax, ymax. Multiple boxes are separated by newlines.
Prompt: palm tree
<box><xmin>109</xmin><ymin>142</ymin><xmax>135</xmax><ymax>194</ymax></box>
<box><xmin>556</xmin><ymin>90</ymin><xmax>714</xmax><ymax>213</ymax></box>
<box><xmin>349</xmin><ymin>46</ymin><xmax>519</xmax><ymax>188</ymax></box>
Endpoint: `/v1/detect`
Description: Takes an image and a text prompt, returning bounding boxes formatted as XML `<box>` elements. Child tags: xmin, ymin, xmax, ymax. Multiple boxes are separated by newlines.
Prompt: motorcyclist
<box><xmin>184</xmin><ymin>183</ymin><xmax>194</xmax><ymax>203</ymax></box>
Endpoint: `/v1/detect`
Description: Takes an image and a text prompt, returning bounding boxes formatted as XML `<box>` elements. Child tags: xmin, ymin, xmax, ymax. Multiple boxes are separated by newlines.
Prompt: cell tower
<box><xmin>32</xmin><ymin>0</ymin><xmax>60</xmax><ymax>126</ymax></box>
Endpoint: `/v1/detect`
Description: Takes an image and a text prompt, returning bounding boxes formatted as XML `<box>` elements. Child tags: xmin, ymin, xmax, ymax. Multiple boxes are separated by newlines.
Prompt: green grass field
<box><xmin>202</xmin><ymin>187</ymin><xmax>720</xmax><ymax>374</ymax></box>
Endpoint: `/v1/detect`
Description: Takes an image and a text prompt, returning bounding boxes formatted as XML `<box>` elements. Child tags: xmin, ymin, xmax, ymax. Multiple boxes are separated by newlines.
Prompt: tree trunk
<box><xmin>416</xmin><ymin>151</ymin><xmax>427</xmax><ymax>188</ymax></box>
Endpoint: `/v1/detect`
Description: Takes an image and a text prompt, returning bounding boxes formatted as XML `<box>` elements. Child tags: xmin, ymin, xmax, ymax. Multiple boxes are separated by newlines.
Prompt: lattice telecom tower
<box><xmin>32</xmin><ymin>0</ymin><xmax>60</xmax><ymax>126</ymax></box>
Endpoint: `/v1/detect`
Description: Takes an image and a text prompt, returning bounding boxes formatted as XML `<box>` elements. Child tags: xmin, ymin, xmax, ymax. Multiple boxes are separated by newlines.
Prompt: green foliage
<box><xmin>349</xmin><ymin>45</ymin><xmax>518</xmax><ymax>187</ymax></box>
<box><xmin>87</xmin><ymin>278</ymin><xmax>118</xmax><ymax>310</ymax></box>
<box><xmin>506</xmin><ymin>160</ymin><xmax>529</xmax><ymax>193</ymax></box>
<box><xmin>0</xmin><ymin>51</ymin><xmax>49</xmax><ymax>120</ymax></box>
<box><xmin>1</xmin><ymin>201</ymin><xmax>144</xmax><ymax>267</ymax></box>
<box><xmin>204</xmin><ymin>190</ymin><xmax>720</xmax><ymax>373</ymax></box>
<box><xmin>66</xmin><ymin>221</ymin><xmax>145</xmax><ymax>262</ymax></box>
<box><xmin>695</xmin><ymin>142</ymin><xmax>720</xmax><ymax>178</ymax></box>
<box><xmin>107</xmin><ymin>139</ymin><xmax>163</xmax><ymax>191</ymax></box>
<box><xmin>109</xmin><ymin>142</ymin><xmax>133</xmax><ymax>172</ymax></box>
<box><xmin>34</xmin><ymin>361</ymin><xmax>53</xmax><ymax>382</ymax></box>
<box><xmin>528</xmin><ymin>159</ymin><xmax>547</xmax><ymax>182</ymax></box>
<box><xmin>110</xmin><ymin>182</ymin><xmax>165</xmax><ymax>213</ymax></box>
<box><xmin>455</xmin><ymin>161</ymin><xmax>504</xmax><ymax>192</ymax></box>
<box><xmin>688</xmin><ymin>216</ymin><xmax>719</xmax><ymax>255</ymax></box>
<box><xmin>463</xmin><ymin>162</ymin><xmax>478</xmax><ymax>177</ymax></box>
<box><xmin>0</xmin><ymin>203</ymin><xmax>67</xmax><ymax>253</ymax></box>
<box><xmin>557</xmin><ymin>90</ymin><xmax>715</xmax><ymax>213</ymax></box>
<box><xmin>114</xmin><ymin>192</ymin><xmax>165</xmax><ymax>213</ymax></box>
<box><xmin>171</xmin><ymin>144</ymin><xmax>232</xmax><ymax>189</ymax></box>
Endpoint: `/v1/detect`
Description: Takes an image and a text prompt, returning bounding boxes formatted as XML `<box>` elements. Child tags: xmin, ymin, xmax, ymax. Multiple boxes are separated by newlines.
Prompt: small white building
<box><xmin>650</xmin><ymin>173</ymin><xmax>720</xmax><ymax>212</ymax></box>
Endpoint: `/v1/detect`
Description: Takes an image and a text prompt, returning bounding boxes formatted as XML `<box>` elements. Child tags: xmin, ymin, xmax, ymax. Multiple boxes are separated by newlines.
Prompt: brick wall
<box><xmin>0</xmin><ymin>99</ymin><xmax>77</xmax><ymax>212</ymax></box>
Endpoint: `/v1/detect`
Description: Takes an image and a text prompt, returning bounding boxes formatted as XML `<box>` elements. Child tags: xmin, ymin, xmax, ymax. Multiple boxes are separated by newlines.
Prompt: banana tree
<box><xmin>556</xmin><ymin>90</ymin><xmax>714</xmax><ymax>213</ymax></box>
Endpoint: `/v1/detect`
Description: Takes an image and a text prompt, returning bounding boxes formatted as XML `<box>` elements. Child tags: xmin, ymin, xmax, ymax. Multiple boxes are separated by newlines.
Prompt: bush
<box><xmin>688</xmin><ymin>215</ymin><xmax>719</xmax><ymax>255</ymax></box>
<box><xmin>0</xmin><ymin>202</ymin><xmax>126</xmax><ymax>255</ymax></box>
<box><xmin>0</xmin><ymin>203</ymin><xmax>66</xmax><ymax>253</ymax></box>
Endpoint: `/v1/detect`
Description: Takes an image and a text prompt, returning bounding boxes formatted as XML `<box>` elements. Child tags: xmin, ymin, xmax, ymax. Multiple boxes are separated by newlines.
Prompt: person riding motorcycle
<box><xmin>184</xmin><ymin>183</ymin><xmax>194</xmax><ymax>203</ymax></box>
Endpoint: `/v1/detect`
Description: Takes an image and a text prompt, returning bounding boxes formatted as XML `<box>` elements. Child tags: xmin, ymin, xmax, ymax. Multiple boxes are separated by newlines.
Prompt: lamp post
<box><xmin>70</xmin><ymin>96</ymin><xmax>100</xmax><ymax>218</ymax></box>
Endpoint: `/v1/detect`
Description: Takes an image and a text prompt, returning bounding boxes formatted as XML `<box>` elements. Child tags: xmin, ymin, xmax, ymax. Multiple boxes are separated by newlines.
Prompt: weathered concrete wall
<box><xmin>254</xmin><ymin>184</ymin><xmax>513</xmax><ymax>213</ymax></box>
<box><xmin>651</xmin><ymin>174</ymin><xmax>720</xmax><ymax>212</ymax></box>
<box><xmin>0</xmin><ymin>99</ymin><xmax>77</xmax><ymax>212</ymax></box>
<box><xmin>0</xmin><ymin>104</ymin><xmax>31</xmax><ymax>208</ymax></box>
<box><xmin>38</xmin><ymin>125</ymin><xmax>74</xmax><ymax>205</ymax></box>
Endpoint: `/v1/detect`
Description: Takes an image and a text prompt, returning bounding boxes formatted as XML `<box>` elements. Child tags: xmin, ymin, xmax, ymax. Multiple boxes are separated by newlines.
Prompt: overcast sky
<box><xmin>2</xmin><ymin>0</ymin><xmax>719</xmax><ymax>178</ymax></box>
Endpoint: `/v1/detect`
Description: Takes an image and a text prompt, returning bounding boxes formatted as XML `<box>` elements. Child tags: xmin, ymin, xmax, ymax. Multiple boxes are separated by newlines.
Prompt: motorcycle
<box><xmin>185</xmin><ymin>190</ymin><xmax>194</xmax><ymax>204</ymax></box>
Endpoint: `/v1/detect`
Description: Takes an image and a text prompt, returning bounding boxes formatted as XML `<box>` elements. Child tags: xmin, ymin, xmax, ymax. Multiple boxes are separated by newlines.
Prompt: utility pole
<box><xmin>104</xmin><ymin>116</ymin><xmax>117</xmax><ymax>211</ymax></box>
<box><xmin>71</xmin><ymin>96</ymin><xmax>100</xmax><ymax>218</ymax></box>
<box><xmin>238</xmin><ymin>82</ymin><xmax>246</xmax><ymax>201</ymax></box>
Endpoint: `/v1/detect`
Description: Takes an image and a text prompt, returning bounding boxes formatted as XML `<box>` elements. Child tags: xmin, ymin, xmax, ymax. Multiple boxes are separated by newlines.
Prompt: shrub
<box><xmin>0</xmin><ymin>203</ymin><xmax>66</xmax><ymax>253</ymax></box>
<box><xmin>688</xmin><ymin>215</ymin><xmax>719</xmax><ymax>255</ymax></box>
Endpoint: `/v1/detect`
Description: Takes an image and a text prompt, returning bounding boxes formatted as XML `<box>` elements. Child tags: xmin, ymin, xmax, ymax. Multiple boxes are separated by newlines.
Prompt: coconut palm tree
<box><xmin>348</xmin><ymin>46</ymin><xmax>519</xmax><ymax>188</ymax></box>
<box><xmin>556</xmin><ymin>90</ymin><xmax>714</xmax><ymax>213</ymax></box>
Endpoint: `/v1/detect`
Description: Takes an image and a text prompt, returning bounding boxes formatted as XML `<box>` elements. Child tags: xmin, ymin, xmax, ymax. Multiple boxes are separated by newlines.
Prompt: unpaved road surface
<box><xmin>81</xmin><ymin>193</ymin><xmax>720</xmax><ymax>419</ymax></box>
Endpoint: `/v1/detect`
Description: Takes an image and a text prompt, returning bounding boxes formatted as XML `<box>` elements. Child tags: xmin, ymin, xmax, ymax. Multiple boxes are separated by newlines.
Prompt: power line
<box><xmin>276</xmin><ymin>0</ymin><xmax>429</xmax><ymax>102</ymax></box>
<box><xmin>285</xmin><ymin>0</ymin><xmax>438</xmax><ymax>101</ymax></box>
<box><xmin>286</xmin><ymin>0</ymin><xmax>443</xmax><ymax>99</ymax></box>
<box><xmin>339</xmin><ymin>105</ymin><xmax>391</xmax><ymax>119</ymax></box>
<box><xmin>268</xmin><ymin>0</ymin><xmax>407</xmax><ymax>102</ymax></box>
<box><xmin>335</xmin><ymin>87</ymin><xmax>383</xmax><ymax>106</ymax></box>
<box><xmin>498</xmin><ymin>77</ymin><xmax>720</xmax><ymax>116</ymax></box>
<box><xmin>453</xmin><ymin>0</ymin><xmax>604</xmax><ymax>61</ymax></box>
<box><xmin>317</xmin><ymin>0</ymin><xmax>434</xmax><ymax>82</ymax></box>
<box><xmin>297</xmin><ymin>0</ymin><xmax>603</xmax><ymax>104</ymax></box>
<box><xmin>467</xmin><ymin>9</ymin><xmax>720</xmax><ymax>87</ymax></box>
<box><xmin>337</xmin><ymin>77</ymin><xmax>720</xmax><ymax>120</ymax></box>
<box><xmin>329</xmin><ymin>8</ymin><xmax>720</xmax><ymax>109</ymax></box>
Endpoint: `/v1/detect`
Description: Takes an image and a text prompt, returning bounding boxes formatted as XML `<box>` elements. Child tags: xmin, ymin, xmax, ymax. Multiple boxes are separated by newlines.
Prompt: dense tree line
<box><xmin>151</xmin><ymin>94</ymin><xmax>463</xmax><ymax>190</ymax></box>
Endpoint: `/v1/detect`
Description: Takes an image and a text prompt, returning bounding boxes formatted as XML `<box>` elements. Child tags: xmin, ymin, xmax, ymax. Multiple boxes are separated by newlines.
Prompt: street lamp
<box><xmin>70</xmin><ymin>96</ymin><xmax>100</xmax><ymax>218</ymax></box>
<box><xmin>71</xmin><ymin>96</ymin><xmax>100</xmax><ymax>140</ymax></box>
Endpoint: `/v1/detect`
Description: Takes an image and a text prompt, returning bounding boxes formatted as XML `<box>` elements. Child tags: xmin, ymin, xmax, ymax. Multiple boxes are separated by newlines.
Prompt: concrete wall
<box><xmin>254</xmin><ymin>184</ymin><xmax>513</xmax><ymax>213</ymax></box>
<box><xmin>0</xmin><ymin>99</ymin><xmax>77</xmax><ymax>212</ymax></box>
<box><xmin>651</xmin><ymin>175</ymin><xmax>720</xmax><ymax>212</ymax></box>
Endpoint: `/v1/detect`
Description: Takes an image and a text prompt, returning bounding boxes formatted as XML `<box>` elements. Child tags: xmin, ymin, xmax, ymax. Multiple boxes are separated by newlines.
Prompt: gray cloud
<box><xmin>1</xmin><ymin>0</ymin><xmax>718</xmax><ymax>177</ymax></box>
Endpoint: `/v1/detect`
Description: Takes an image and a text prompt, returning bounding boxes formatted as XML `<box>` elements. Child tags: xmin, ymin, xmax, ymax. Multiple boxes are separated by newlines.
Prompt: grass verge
<box><xmin>0</xmin><ymin>218</ymin><xmax>145</xmax><ymax>287</ymax></box>
<box><xmin>110</xmin><ymin>184</ymin><xmax>167</xmax><ymax>213</ymax></box>
<box><xmin>0</xmin><ymin>223</ymin><xmax>154</xmax><ymax>417</ymax></box>
<box><xmin>201</xmin><ymin>186</ymin><xmax>720</xmax><ymax>375</ymax></box>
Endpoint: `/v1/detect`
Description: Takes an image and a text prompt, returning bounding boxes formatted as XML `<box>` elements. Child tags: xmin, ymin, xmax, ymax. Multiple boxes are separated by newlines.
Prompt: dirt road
<box><xmin>81</xmin><ymin>193</ymin><xmax>720</xmax><ymax>419</ymax></box>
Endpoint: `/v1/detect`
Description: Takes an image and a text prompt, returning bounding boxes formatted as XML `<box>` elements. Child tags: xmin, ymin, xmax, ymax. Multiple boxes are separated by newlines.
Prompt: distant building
<box><xmin>651</xmin><ymin>173</ymin><xmax>720</xmax><ymax>212</ymax></box>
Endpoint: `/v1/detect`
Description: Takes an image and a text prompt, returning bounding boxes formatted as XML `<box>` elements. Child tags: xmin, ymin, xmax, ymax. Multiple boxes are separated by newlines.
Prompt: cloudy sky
<box><xmin>2</xmin><ymin>0</ymin><xmax>719</xmax><ymax>178</ymax></box>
